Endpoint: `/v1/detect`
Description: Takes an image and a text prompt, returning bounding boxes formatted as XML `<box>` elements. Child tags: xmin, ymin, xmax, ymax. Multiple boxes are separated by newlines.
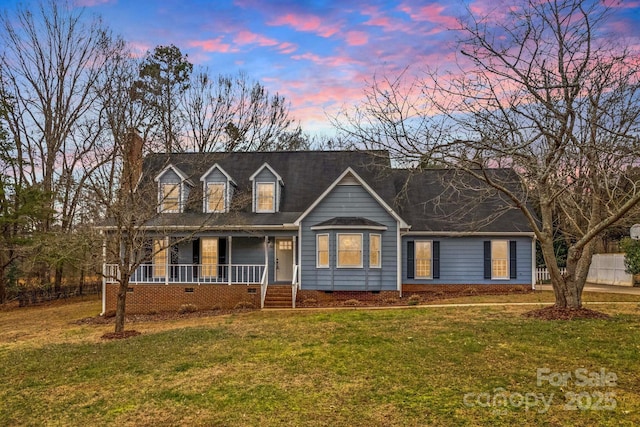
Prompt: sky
<box><xmin>2</xmin><ymin>0</ymin><xmax>640</xmax><ymax>136</ymax></box>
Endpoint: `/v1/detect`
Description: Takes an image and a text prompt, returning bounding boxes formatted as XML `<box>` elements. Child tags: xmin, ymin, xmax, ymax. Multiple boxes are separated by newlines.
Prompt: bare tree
<box><xmin>335</xmin><ymin>0</ymin><xmax>640</xmax><ymax>309</ymax></box>
<box><xmin>182</xmin><ymin>70</ymin><xmax>303</xmax><ymax>152</ymax></box>
<box><xmin>0</xmin><ymin>0</ymin><xmax>122</xmax><ymax>292</ymax></box>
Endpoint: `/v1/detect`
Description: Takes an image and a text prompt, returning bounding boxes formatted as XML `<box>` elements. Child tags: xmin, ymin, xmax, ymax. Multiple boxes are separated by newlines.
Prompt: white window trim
<box><xmin>159</xmin><ymin>182</ymin><xmax>181</xmax><ymax>213</ymax></box>
<box><xmin>415</xmin><ymin>240</ymin><xmax>433</xmax><ymax>279</ymax></box>
<box><xmin>491</xmin><ymin>240</ymin><xmax>510</xmax><ymax>280</ymax></box>
<box><xmin>336</xmin><ymin>233</ymin><xmax>363</xmax><ymax>269</ymax></box>
<box><xmin>205</xmin><ymin>182</ymin><xmax>227</xmax><ymax>213</ymax></box>
<box><xmin>369</xmin><ymin>233</ymin><xmax>381</xmax><ymax>269</ymax></box>
<box><xmin>316</xmin><ymin>233</ymin><xmax>329</xmax><ymax>268</ymax></box>
<box><xmin>255</xmin><ymin>182</ymin><xmax>276</xmax><ymax>213</ymax></box>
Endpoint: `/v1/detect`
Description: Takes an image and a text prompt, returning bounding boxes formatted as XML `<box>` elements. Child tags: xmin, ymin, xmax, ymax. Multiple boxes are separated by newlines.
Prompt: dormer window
<box><xmin>206</xmin><ymin>182</ymin><xmax>226</xmax><ymax>213</ymax></box>
<box><xmin>256</xmin><ymin>182</ymin><xmax>275</xmax><ymax>213</ymax></box>
<box><xmin>154</xmin><ymin>164</ymin><xmax>193</xmax><ymax>214</ymax></box>
<box><xmin>161</xmin><ymin>183</ymin><xmax>180</xmax><ymax>213</ymax></box>
<box><xmin>200</xmin><ymin>163</ymin><xmax>235</xmax><ymax>214</ymax></box>
<box><xmin>250</xmin><ymin>163</ymin><xmax>283</xmax><ymax>213</ymax></box>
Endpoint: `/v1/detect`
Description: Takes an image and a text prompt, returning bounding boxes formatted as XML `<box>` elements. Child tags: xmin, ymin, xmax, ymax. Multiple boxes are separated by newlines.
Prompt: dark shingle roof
<box><xmin>130</xmin><ymin>150</ymin><xmax>534</xmax><ymax>233</ymax></box>
<box><xmin>312</xmin><ymin>217</ymin><xmax>387</xmax><ymax>228</ymax></box>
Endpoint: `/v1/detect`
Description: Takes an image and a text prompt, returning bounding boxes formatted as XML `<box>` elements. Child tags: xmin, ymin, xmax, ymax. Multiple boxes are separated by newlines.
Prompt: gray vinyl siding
<box><xmin>252</xmin><ymin>166</ymin><xmax>282</xmax><ymax>212</ymax></box>
<box><xmin>300</xmin><ymin>184</ymin><xmax>398</xmax><ymax>291</ymax></box>
<box><xmin>202</xmin><ymin>169</ymin><xmax>233</xmax><ymax>212</ymax></box>
<box><xmin>158</xmin><ymin>169</ymin><xmax>190</xmax><ymax>211</ymax></box>
<box><xmin>402</xmin><ymin>236</ymin><xmax>533</xmax><ymax>285</ymax></box>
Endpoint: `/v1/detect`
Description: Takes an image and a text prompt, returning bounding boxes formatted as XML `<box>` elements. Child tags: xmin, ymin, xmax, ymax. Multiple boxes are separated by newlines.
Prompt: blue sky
<box><xmin>2</xmin><ymin>0</ymin><xmax>639</xmax><ymax>135</ymax></box>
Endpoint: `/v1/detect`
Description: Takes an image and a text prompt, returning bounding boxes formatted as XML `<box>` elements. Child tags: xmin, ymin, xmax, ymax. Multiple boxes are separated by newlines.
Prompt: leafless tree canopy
<box><xmin>334</xmin><ymin>0</ymin><xmax>640</xmax><ymax>308</ymax></box>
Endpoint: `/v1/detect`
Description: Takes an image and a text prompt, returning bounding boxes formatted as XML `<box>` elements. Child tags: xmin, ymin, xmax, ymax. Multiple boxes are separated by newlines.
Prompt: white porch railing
<box><xmin>105</xmin><ymin>264</ymin><xmax>266</xmax><ymax>285</ymax></box>
<box><xmin>535</xmin><ymin>267</ymin><xmax>567</xmax><ymax>284</ymax></box>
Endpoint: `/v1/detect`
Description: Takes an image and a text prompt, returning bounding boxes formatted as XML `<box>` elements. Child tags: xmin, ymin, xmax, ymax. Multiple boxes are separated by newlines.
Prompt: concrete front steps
<box><xmin>263</xmin><ymin>284</ymin><xmax>293</xmax><ymax>308</ymax></box>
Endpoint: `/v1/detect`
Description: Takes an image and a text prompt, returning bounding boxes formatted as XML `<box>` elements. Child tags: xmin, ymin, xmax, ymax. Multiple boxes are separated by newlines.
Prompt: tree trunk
<box><xmin>114</xmin><ymin>273</ymin><xmax>130</xmax><ymax>333</ymax></box>
<box><xmin>54</xmin><ymin>264</ymin><xmax>63</xmax><ymax>295</ymax></box>
<box><xmin>0</xmin><ymin>273</ymin><xmax>6</xmax><ymax>305</ymax></box>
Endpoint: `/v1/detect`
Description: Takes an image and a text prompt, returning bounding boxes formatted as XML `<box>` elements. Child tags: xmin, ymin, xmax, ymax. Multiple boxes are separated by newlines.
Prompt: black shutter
<box><xmin>484</xmin><ymin>241</ymin><xmax>491</xmax><ymax>279</ymax></box>
<box><xmin>192</xmin><ymin>239</ymin><xmax>200</xmax><ymax>264</ymax></box>
<box><xmin>432</xmin><ymin>241</ymin><xmax>440</xmax><ymax>279</ymax></box>
<box><xmin>407</xmin><ymin>241</ymin><xmax>415</xmax><ymax>279</ymax></box>
<box><xmin>219</xmin><ymin>237</ymin><xmax>227</xmax><ymax>265</ymax></box>
<box><xmin>510</xmin><ymin>241</ymin><xmax>517</xmax><ymax>279</ymax></box>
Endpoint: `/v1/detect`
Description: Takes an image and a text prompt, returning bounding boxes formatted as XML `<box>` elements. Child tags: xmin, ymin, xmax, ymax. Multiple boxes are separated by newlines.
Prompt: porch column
<box><xmin>228</xmin><ymin>236</ymin><xmax>233</xmax><ymax>285</ymax></box>
<box><xmin>165</xmin><ymin>236</ymin><xmax>169</xmax><ymax>286</ymax></box>
<box><xmin>101</xmin><ymin>230</ymin><xmax>106</xmax><ymax>316</ymax></box>
<box><xmin>264</xmin><ymin>236</ymin><xmax>269</xmax><ymax>283</ymax></box>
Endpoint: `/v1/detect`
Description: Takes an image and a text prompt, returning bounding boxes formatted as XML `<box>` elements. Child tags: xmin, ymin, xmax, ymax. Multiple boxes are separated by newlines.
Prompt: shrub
<box><xmin>382</xmin><ymin>297</ymin><xmax>399</xmax><ymax>305</ymax></box>
<box><xmin>234</xmin><ymin>301</ymin><xmax>254</xmax><ymax>309</ymax></box>
<box><xmin>407</xmin><ymin>294</ymin><xmax>421</xmax><ymax>306</ymax></box>
<box><xmin>178</xmin><ymin>303</ymin><xmax>198</xmax><ymax>314</ymax></box>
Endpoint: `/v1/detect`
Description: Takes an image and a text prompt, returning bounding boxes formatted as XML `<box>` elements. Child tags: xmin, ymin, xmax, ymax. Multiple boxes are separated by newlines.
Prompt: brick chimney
<box><xmin>122</xmin><ymin>129</ymin><xmax>144</xmax><ymax>194</ymax></box>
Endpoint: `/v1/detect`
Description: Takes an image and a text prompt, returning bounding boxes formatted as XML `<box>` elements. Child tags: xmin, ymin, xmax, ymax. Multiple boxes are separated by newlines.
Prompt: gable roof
<box><xmin>200</xmin><ymin>163</ymin><xmax>237</xmax><ymax>185</ymax></box>
<box><xmin>154</xmin><ymin>164</ymin><xmax>194</xmax><ymax>186</ymax></box>
<box><xmin>294</xmin><ymin>167</ymin><xmax>409</xmax><ymax>229</ymax></box>
<box><xmin>249</xmin><ymin>162</ymin><xmax>283</xmax><ymax>183</ymax></box>
<box><xmin>130</xmin><ymin>150</ymin><xmax>534</xmax><ymax>233</ymax></box>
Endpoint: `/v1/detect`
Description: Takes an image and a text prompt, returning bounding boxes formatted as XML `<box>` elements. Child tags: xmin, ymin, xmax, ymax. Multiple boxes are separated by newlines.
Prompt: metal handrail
<box><xmin>260</xmin><ymin>265</ymin><xmax>269</xmax><ymax>309</ymax></box>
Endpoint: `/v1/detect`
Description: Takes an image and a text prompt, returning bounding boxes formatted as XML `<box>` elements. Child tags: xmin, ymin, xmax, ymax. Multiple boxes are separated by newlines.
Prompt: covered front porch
<box><xmin>103</xmin><ymin>233</ymin><xmax>301</xmax><ymax>310</ymax></box>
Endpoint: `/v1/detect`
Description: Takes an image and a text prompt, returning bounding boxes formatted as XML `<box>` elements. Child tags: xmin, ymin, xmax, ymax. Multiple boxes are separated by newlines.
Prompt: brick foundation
<box><xmin>105</xmin><ymin>284</ymin><xmax>260</xmax><ymax>314</ymax></box>
<box><xmin>296</xmin><ymin>290</ymin><xmax>401</xmax><ymax>306</ymax></box>
<box><xmin>105</xmin><ymin>283</ymin><xmax>533</xmax><ymax>313</ymax></box>
<box><xmin>402</xmin><ymin>283</ymin><xmax>532</xmax><ymax>295</ymax></box>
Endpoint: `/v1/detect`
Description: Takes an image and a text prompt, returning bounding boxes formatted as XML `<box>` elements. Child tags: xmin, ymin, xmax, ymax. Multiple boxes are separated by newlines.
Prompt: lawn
<box><xmin>0</xmin><ymin>293</ymin><xmax>639</xmax><ymax>426</ymax></box>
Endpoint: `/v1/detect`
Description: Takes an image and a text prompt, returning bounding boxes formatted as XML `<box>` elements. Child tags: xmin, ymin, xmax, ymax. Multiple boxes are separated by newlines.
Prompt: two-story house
<box><xmin>99</xmin><ymin>150</ymin><xmax>536</xmax><ymax>313</ymax></box>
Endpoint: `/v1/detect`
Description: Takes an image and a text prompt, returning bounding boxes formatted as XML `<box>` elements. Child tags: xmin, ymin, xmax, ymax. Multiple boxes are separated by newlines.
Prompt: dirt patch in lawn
<box><xmin>522</xmin><ymin>305</ymin><xmax>610</xmax><ymax>320</ymax></box>
<box><xmin>76</xmin><ymin>308</ymin><xmax>256</xmax><ymax>325</ymax></box>
<box><xmin>101</xmin><ymin>330</ymin><xmax>142</xmax><ymax>340</ymax></box>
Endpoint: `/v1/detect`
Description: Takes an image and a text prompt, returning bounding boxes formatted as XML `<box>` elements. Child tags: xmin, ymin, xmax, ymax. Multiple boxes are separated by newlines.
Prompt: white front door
<box><xmin>275</xmin><ymin>238</ymin><xmax>294</xmax><ymax>282</ymax></box>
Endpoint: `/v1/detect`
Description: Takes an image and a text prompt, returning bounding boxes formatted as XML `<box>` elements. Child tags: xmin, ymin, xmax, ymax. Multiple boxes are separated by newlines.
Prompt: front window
<box><xmin>256</xmin><ymin>182</ymin><xmax>275</xmax><ymax>212</ymax></box>
<box><xmin>161</xmin><ymin>183</ymin><xmax>180</xmax><ymax>213</ymax></box>
<box><xmin>153</xmin><ymin>238</ymin><xmax>167</xmax><ymax>278</ymax></box>
<box><xmin>206</xmin><ymin>183</ymin><xmax>226</xmax><ymax>212</ymax></box>
<box><xmin>492</xmin><ymin>240</ymin><xmax>509</xmax><ymax>279</ymax></box>
<box><xmin>337</xmin><ymin>233</ymin><xmax>362</xmax><ymax>268</ymax></box>
<box><xmin>317</xmin><ymin>234</ymin><xmax>329</xmax><ymax>268</ymax></box>
<box><xmin>201</xmin><ymin>237</ymin><xmax>219</xmax><ymax>278</ymax></box>
<box><xmin>370</xmin><ymin>234</ymin><xmax>381</xmax><ymax>268</ymax></box>
<box><xmin>415</xmin><ymin>241</ymin><xmax>432</xmax><ymax>278</ymax></box>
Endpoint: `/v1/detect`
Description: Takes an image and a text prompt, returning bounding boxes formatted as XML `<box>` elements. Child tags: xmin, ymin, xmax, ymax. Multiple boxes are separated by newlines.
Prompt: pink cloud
<box><xmin>269</xmin><ymin>13</ymin><xmax>341</xmax><ymax>38</ymax></box>
<box><xmin>399</xmin><ymin>3</ymin><xmax>459</xmax><ymax>30</ymax></box>
<box><xmin>345</xmin><ymin>31</ymin><xmax>368</xmax><ymax>46</ymax></box>
<box><xmin>233</xmin><ymin>31</ymin><xmax>297</xmax><ymax>54</ymax></box>
<box><xmin>188</xmin><ymin>38</ymin><xmax>235</xmax><ymax>53</ymax></box>
<box><xmin>234</xmin><ymin>31</ymin><xmax>279</xmax><ymax>47</ymax></box>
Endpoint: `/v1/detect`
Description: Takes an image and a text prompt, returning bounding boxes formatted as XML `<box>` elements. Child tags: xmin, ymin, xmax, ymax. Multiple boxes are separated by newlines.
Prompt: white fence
<box><xmin>586</xmin><ymin>254</ymin><xmax>632</xmax><ymax>286</ymax></box>
<box><xmin>536</xmin><ymin>253</ymin><xmax>632</xmax><ymax>286</ymax></box>
<box><xmin>535</xmin><ymin>267</ymin><xmax>566</xmax><ymax>284</ymax></box>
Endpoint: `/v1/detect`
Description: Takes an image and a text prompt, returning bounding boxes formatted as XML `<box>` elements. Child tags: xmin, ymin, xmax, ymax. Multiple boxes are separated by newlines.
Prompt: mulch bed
<box><xmin>522</xmin><ymin>306</ymin><xmax>610</xmax><ymax>320</ymax></box>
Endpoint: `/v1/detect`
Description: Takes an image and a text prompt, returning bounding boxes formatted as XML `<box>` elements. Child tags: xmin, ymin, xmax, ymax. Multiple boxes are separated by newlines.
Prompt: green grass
<box><xmin>0</xmin><ymin>297</ymin><xmax>639</xmax><ymax>426</ymax></box>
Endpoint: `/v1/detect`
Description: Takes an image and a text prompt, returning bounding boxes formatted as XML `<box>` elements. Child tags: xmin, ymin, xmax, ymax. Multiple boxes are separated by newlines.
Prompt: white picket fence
<box><xmin>535</xmin><ymin>267</ymin><xmax>566</xmax><ymax>284</ymax></box>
